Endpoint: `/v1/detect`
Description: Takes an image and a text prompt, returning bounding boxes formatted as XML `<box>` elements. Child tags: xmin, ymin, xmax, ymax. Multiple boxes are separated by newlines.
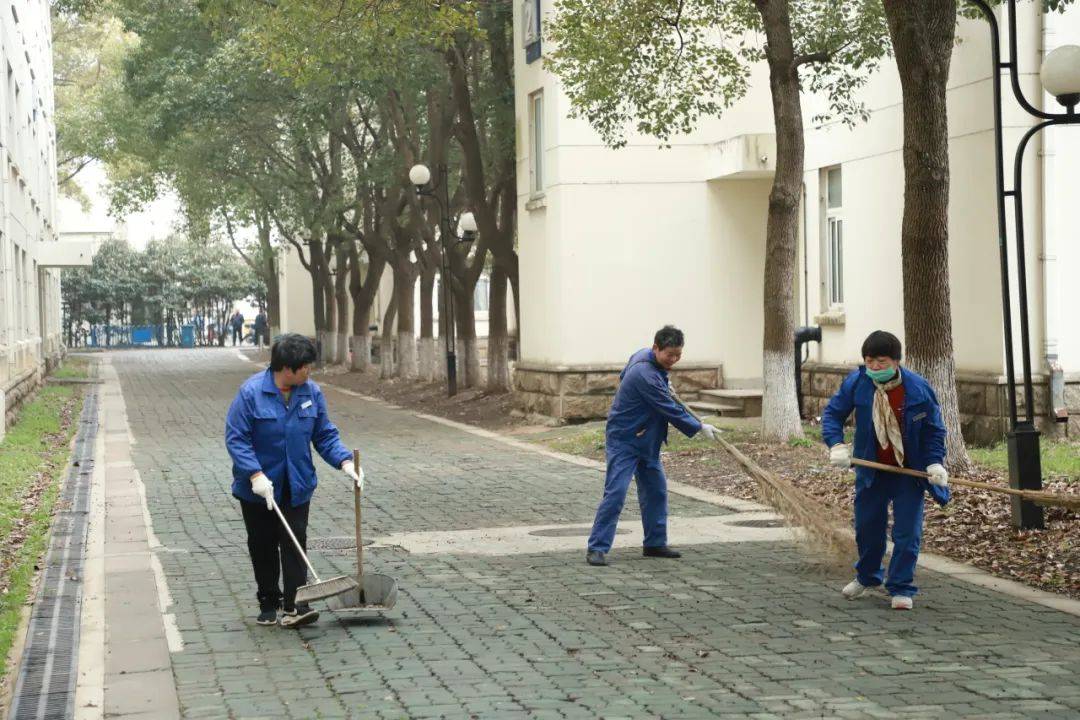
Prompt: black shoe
<box><xmin>256</xmin><ymin>608</ymin><xmax>278</xmax><ymax>625</ymax></box>
<box><xmin>280</xmin><ymin>604</ymin><xmax>319</xmax><ymax>628</ymax></box>
<box><xmin>643</xmin><ymin>546</ymin><xmax>681</xmax><ymax>559</ymax></box>
<box><xmin>586</xmin><ymin>551</ymin><xmax>609</xmax><ymax>566</ymax></box>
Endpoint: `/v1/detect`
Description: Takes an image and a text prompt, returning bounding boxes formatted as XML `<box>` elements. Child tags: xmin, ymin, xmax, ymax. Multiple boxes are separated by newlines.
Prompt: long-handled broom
<box><xmin>851</xmin><ymin>457</ymin><xmax>1080</xmax><ymax>511</ymax></box>
<box><xmin>270</xmin><ymin>499</ymin><xmax>360</xmax><ymax>604</ymax></box>
<box><xmin>670</xmin><ymin>388</ymin><xmax>855</xmax><ymax>567</ymax></box>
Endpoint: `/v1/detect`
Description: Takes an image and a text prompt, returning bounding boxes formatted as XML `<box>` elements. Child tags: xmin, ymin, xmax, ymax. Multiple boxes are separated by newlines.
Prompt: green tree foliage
<box><xmin>546</xmin><ymin>0</ymin><xmax>891</xmax><ymax>148</ymax></box>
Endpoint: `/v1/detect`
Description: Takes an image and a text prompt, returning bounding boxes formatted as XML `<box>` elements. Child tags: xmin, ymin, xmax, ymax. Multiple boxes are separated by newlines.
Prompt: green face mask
<box><xmin>866</xmin><ymin>366</ymin><xmax>897</xmax><ymax>383</ymax></box>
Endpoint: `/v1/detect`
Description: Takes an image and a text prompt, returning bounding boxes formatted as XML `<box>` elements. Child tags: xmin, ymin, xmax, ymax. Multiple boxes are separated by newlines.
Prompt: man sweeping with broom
<box><xmin>226</xmin><ymin>334</ymin><xmax>364</xmax><ymax>627</ymax></box>
<box><xmin>822</xmin><ymin>330</ymin><xmax>950</xmax><ymax>610</ymax></box>
<box><xmin>586</xmin><ymin>326</ymin><xmax>721</xmax><ymax>566</ymax></box>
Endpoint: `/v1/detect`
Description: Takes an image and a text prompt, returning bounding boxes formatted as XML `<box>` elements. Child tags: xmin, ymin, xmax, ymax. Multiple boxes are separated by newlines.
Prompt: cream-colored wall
<box><xmin>707</xmin><ymin>180</ymin><xmax>769</xmax><ymax>384</ymax></box>
<box><xmin>276</xmin><ymin>245</ymin><xmax>316</xmax><ymax>337</ymax></box>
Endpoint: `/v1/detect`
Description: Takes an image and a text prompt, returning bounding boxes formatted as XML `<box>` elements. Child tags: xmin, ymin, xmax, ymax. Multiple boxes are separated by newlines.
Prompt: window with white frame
<box><xmin>528</xmin><ymin>90</ymin><xmax>544</xmax><ymax>196</ymax></box>
<box><xmin>824</xmin><ymin>167</ymin><xmax>843</xmax><ymax>307</ymax></box>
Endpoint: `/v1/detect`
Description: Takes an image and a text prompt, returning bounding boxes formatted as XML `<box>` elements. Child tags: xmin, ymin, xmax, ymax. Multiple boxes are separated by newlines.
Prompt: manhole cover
<box><xmin>529</xmin><ymin>526</ymin><xmax>629</xmax><ymax>538</ymax></box>
<box><xmin>728</xmin><ymin>518</ymin><xmax>788</xmax><ymax>529</ymax></box>
<box><xmin>309</xmin><ymin>536</ymin><xmax>371</xmax><ymax>553</ymax></box>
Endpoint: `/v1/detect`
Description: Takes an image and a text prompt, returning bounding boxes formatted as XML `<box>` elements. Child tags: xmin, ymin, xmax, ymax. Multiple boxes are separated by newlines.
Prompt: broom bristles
<box><xmin>716</xmin><ymin>436</ymin><xmax>854</xmax><ymax>569</ymax></box>
<box><xmin>295</xmin><ymin>575</ymin><xmax>360</xmax><ymax>604</ymax></box>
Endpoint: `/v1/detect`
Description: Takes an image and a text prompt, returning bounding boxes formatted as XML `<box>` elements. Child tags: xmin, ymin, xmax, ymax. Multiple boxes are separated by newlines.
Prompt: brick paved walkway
<box><xmin>103</xmin><ymin>349</ymin><xmax>1080</xmax><ymax>719</ymax></box>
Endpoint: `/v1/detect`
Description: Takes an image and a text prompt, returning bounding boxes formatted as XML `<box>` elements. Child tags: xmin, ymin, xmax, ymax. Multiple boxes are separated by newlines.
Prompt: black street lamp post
<box><xmin>409</xmin><ymin>163</ymin><xmax>477</xmax><ymax>397</ymax></box>
<box><xmin>966</xmin><ymin>0</ymin><xmax>1080</xmax><ymax>528</ymax></box>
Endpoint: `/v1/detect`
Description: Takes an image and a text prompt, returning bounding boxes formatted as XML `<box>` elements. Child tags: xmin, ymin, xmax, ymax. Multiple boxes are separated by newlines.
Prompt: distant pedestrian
<box><xmin>586</xmin><ymin>325</ymin><xmax>721</xmax><ymax>567</ymax></box>
<box><xmin>254</xmin><ymin>310</ymin><xmax>268</xmax><ymax>348</ymax></box>
<box><xmin>230</xmin><ymin>310</ymin><xmax>245</xmax><ymax>347</ymax></box>
<box><xmin>225</xmin><ymin>334</ymin><xmax>364</xmax><ymax>627</ymax></box>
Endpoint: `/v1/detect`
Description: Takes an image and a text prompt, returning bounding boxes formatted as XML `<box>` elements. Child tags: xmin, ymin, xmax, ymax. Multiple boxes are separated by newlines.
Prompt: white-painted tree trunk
<box><xmin>335</xmin><ymin>332</ymin><xmax>349</xmax><ymax>365</ymax></box>
<box><xmin>380</xmin><ymin>337</ymin><xmax>395</xmax><ymax>379</ymax></box>
<box><xmin>322</xmin><ymin>331</ymin><xmax>337</xmax><ymax>365</ymax></box>
<box><xmin>350</xmin><ymin>335</ymin><xmax>371</xmax><ymax>372</ymax></box>
<box><xmin>397</xmin><ymin>332</ymin><xmax>418</xmax><ymax>379</ymax></box>
<box><xmin>761</xmin><ymin>350</ymin><xmax>804</xmax><ymax>442</ymax></box>
<box><xmin>486</xmin><ymin>334</ymin><xmax>510</xmax><ymax>392</ymax></box>
<box><xmin>418</xmin><ymin>337</ymin><xmax>437</xmax><ymax>381</ymax></box>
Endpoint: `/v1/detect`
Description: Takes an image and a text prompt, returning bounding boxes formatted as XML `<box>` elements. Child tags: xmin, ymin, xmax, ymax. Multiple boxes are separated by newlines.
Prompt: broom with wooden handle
<box><xmin>851</xmin><ymin>457</ymin><xmax>1080</xmax><ymax>511</ymax></box>
<box><xmin>669</xmin><ymin>388</ymin><xmax>855</xmax><ymax>566</ymax></box>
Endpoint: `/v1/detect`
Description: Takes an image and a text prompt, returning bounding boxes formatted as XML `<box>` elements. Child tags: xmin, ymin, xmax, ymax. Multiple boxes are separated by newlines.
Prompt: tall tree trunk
<box><xmin>310</xmin><ymin>236</ymin><xmax>328</xmax><ymax>360</ymax></box>
<box><xmin>756</xmin><ymin>0</ymin><xmax>805</xmax><ymax>443</ymax></box>
<box><xmin>348</xmin><ymin>244</ymin><xmax>383</xmax><ymax>373</ymax></box>
<box><xmin>454</xmin><ymin>285</ymin><xmax>481</xmax><ymax>389</ymax></box>
<box><xmin>323</xmin><ymin>244</ymin><xmax>338</xmax><ymax>364</ymax></box>
<box><xmin>883</xmin><ymin>0</ymin><xmax>972</xmax><ymax>471</ymax></box>
<box><xmin>393</xmin><ymin>262</ymin><xmax>419</xmax><ymax>380</ymax></box>
<box><xmin>486</xmin><ymin>264</ymin><xmax>511</xmax><ymax>391</ymax></box>
<box><xmin>381</xmin><ymin>289</ymin><xmax>398</xmax><ymax>380</ymax></box>
<box><xmin>419</xmin><ymin>265</ymin><xmax>437</xmax><ymax>381</ymax></box>
<box><xmin>258</xmin><ymin>213</ymin><xmax>281</xmax><ymax>339</ymax></box>
<box><xmin>335</xmin><ymin>244</ymin><xmax>350</xmax><ymax>365</ymax></box>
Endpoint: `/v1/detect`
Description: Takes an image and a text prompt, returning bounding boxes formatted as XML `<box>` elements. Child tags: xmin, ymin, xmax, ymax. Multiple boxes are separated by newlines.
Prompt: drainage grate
<box><xmin>308</xmin><ymin>536</ymin><xmax>371</xmax><ymax>554</ymax></box>
<box><xmin>728</xmin><ymin>518</ymin><xmax>788</xmax><ymax>529</ymax></box>
<box><xmin>10</xmin><ymin>388</ymin><xmax>99</xmax><ymax>720</ymax></box>
<box><xmin>529</xmin><ymin>526</ymin><xmax>629</xmax><ymax>538</ymax></box>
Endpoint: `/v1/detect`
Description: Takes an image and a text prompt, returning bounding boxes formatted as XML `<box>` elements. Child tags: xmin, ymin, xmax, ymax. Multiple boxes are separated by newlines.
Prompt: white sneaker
<box><xmin>891</xmin><ymin>595</ymin><xmax>914</xmax><ymax>610</ymax></box>
<box><xmin>842</xmin><ymin>579</ymin><xmax>869</xmax><ymax>599</ymax></box>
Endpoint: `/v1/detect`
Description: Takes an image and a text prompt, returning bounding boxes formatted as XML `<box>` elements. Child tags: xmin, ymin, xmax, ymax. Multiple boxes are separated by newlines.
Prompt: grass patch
<box><xmin>0</xmin><ymin>384</ymin><xmax>83</xmax><ymax>684</ymax></box>
<box><xmin>970</xmin><ymin>439</ymin><xmax>1080</xmax><ymax>483</ymax></box>
<box><xmin>50</xmin><ymin>357</ymin><xmax>90</xmax><ymax>380</ymax></box>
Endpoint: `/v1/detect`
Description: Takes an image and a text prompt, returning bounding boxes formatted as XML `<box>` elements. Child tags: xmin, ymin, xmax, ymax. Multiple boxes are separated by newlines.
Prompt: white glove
<box><xmin>250</xmin><ymin>472</ymin><xmax>274</xmax><ymax>510</ymax></box>
<box><xmin>926</xmin><ymin>463</ymin><xmax>949</xmax><ymax>488</ymax></box>
<box><xmin>341</xmin><ymin>459</ymin><xmax>365</xmax><ymax>491</ymax></box>
<box><xmin>699</xmin><ymin>423</ymin><xmax>721</xmax><ymax>442</ymax></box>
<box><xmin>829</xmin><ymin>444</ymin><xmax>851</xmax><ymax>469</ymax></box>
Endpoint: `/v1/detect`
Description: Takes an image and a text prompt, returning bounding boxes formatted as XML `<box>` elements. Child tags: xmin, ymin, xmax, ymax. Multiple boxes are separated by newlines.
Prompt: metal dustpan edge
<box><xmin>325</xmin><ymin>573</ymin><xmax>398</xmax><ymax>613</ymax></box>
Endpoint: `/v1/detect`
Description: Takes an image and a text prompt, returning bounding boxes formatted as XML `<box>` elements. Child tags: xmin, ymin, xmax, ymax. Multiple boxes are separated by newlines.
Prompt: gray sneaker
<box><xmin>280</xmin><ymin>604</ymin><xmax>319</xmax><ymax>628</ymax></box>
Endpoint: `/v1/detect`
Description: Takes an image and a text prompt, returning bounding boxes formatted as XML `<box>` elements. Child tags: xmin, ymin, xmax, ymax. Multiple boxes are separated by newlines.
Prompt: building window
<box><xmin>529</xmin><ymin>90</ymin><xmax>544</xmax><ymax>196</ymax></box>
<box><xmin>824</xmin><ymin>166</ymin><xmax>843</xmax><ymax>307</ymax></box>
<box><xmin>521</xmin><ymin>0</ymin><xmax>541</xmax><ymax>63</ymax></box>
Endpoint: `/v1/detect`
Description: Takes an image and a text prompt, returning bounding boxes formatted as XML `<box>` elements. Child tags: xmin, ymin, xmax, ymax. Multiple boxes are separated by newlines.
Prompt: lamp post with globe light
<box><xmin>965</xmin><ymin>0</ymin><xmax>1080</xmax><ymax>528</ymax></box>
<box><xmin>409</xmin><ymin>163</ymin><xmax>477</xmax><ymax>397</ymax></box>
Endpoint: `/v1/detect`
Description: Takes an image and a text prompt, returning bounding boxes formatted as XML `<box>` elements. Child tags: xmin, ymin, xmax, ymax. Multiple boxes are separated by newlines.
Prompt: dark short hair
<box><xmin>654</xmin><ymin>325</ymin><xmax>685</xmax><ymax>350</ymax></box>
<box><xmin>270</xmin><ymin>333</ymin><xmax>318</xmax><ymax>372</ymax></box>
<box><xmin>861</xmin><ymin>330</ymin><xmax>902</xmax><ymax>361</ymax></box>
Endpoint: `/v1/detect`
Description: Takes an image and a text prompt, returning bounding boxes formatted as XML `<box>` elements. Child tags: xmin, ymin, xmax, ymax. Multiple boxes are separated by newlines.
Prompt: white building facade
<box><xmin>1</xmin><ymin>0</ymin><xmax>92</xmax><ymax>431</ymax></box>
<box><xmin>511</xmin><ymin>1</ymin><xmax>1080</xmax><ymax>442</ymax></box>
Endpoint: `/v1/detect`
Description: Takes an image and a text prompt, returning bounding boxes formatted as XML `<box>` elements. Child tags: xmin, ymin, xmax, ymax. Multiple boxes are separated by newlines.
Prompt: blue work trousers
<box><xmin>854</xmin><ymin>470</ymin><xmax>926</xmax><ymax>597</ymax></box>
<box><xmin>588</xmin><ymin>442</ymin><xmax>668</xmax><ymax>553</ymax></box>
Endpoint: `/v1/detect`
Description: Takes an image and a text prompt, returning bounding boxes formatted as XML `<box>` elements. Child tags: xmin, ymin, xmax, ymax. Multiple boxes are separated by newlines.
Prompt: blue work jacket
<box><xmin>225</xmin><ymin>369</ymin><xmax>352</xmax><ymax>507</ymax></box>
<box><xmin>606</xmin><ymin>348</ymin><xmax>703</xmax><ymax>454</ymax></box>
<box><xmin>821</xmin><ymin>366</ymin><xmax>950</xmax><ymax>506</ymax></box>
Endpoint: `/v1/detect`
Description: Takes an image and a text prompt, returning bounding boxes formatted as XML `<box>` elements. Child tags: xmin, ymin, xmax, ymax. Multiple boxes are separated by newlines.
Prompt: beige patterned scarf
<box><xmin>872</xmin><ymin>368</ymin><xmax>904</xmax><ymax>466</ymax></box>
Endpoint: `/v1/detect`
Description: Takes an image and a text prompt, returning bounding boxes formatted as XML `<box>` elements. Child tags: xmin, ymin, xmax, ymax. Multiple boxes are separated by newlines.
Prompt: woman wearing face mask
<box><xmin>820</xmin><ymin>330</ymin><xmax>950</xmax><ymax>610</ymax></box>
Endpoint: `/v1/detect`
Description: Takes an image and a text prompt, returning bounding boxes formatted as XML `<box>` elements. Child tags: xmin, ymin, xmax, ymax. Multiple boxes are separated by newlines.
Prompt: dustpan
<box><xmin>327</xmin><ymin>450</ymin><xmax>398</xmax><ymax>614</ymax></box>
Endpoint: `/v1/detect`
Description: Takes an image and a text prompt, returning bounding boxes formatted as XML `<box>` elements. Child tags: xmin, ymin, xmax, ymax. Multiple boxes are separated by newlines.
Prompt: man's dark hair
<box><xmin>270</xmin><ymin>333</ymin><xmax>318</xmax><ymax>372</ymax></box>
<box><xmin>654</xmin><ymin>325</ymin><xmax>685</xmax><ymax>350</ymax></box>
<box><xmin>861</xmin><ymin>330</ymin><xmax>902</xmax><ymax>361</ymax></box>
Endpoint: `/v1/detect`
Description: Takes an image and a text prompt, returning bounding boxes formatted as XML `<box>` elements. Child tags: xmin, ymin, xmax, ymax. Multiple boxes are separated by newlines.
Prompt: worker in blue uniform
<box><xmin>822</xmin><ymin>330</ymin><xmax>950</xmax><ymax>610</ymax></box>
<box><xmin>586</xmin><ymin>326</ymin><xmax>721</xmax><ymax>566</ymax></box>
<box><xmin>226</xmin><ymin>334</ymin><xmax>363</xmax><ymax>627</ymax></box>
